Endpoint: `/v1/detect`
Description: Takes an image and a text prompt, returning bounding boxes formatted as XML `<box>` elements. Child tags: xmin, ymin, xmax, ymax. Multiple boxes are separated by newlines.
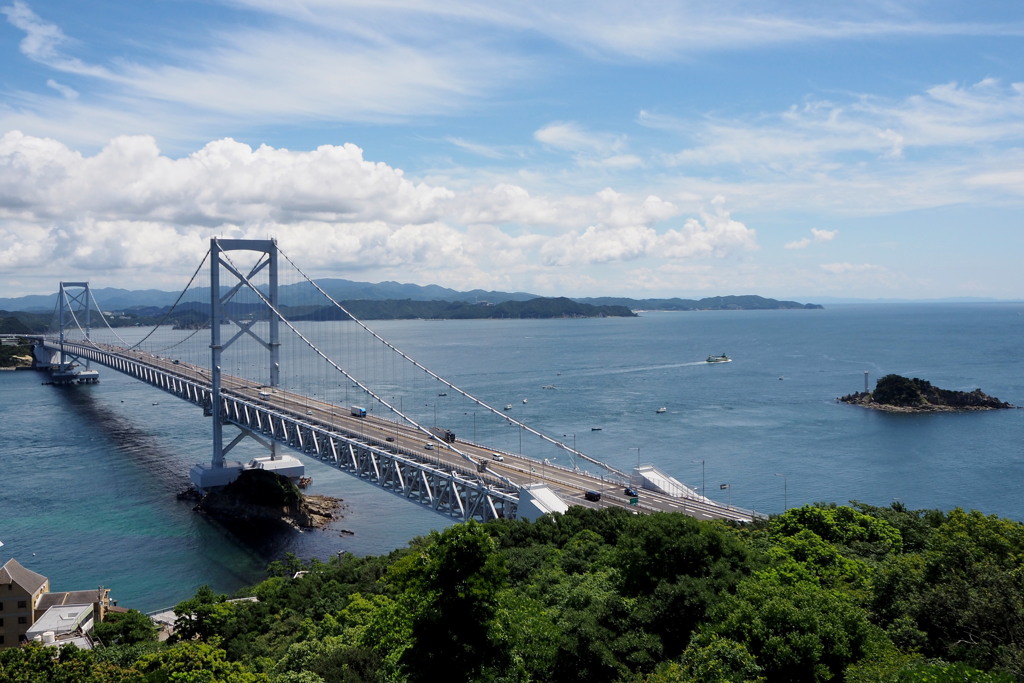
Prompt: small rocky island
<box><xmin>191</xmin><ymin>468</ymin><xmax>343</xmax><ymax>530</ymax></box>
<box><xmin>839</xmin><ymin>374</ymin><xmax>1015</xmax><ymax>413</ymax></box>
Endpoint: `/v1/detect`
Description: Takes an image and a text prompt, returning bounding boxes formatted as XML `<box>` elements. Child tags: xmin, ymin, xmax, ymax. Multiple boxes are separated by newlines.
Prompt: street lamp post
<box><xmin>691</xmin><ymin>459</ymin><xmax>705</xmax><ymax>499</ymax></box>
<box><xmin>775</xmin><ymin>473</ymin><xmax>788</xmax><ymax>511</ymax></box>
<box><xmin>564</xmin><ymin>433</ymin><xmax>576</xmax><ymax>470</ymax></box>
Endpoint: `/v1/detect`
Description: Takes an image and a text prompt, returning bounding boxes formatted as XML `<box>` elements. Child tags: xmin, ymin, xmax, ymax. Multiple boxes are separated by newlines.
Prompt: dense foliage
<box><xmin>2</xmin><ymin>503</ymin><xmax>1022</xmax><ymax>682</ymax></box>
<box><xmin>0</xmin><ymin>341</ymin><xmax>33</xmax><ymax>366</ymax></box>
<box><xmin>0</xmin><ymin>315</ymin><xmax>34</xmax><ymax>334</ymax></box>
<box><xmin>871</xmin><ymin>375</ymin><xmax>1012</xmax><ymax>409</ymax></box>
<box><xmin>0</xmin><ymin>297</ymin><xmax>635</xmax><ymax>334</ymax></box>
<box><xmin>839</xmin><ymin>375</ymin><xmax>1014</xmax><ymax>411</ymax></box>
<box><xmin>576</xmin><ymin>294</ymin><xmax>823</xmax><ymax>311</ymax></box>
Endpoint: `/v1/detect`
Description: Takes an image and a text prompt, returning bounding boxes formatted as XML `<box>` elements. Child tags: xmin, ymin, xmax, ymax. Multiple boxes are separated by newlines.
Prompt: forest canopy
<box><xmin>2</xmin><ymin>502</ymin><xmax>1022</xmax><ymax>682</ymax></box>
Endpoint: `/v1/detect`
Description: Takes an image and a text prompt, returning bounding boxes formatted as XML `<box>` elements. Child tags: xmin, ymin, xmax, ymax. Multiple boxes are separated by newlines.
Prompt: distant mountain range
<box><xmin>0</xmin><ymin>278</ymin><xmax>822</xmax><ymax>313</ymax></box>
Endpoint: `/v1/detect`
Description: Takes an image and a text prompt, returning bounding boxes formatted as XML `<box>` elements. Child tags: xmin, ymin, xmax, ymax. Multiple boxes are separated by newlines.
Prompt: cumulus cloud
<box><xmin>0</xmin><ymin>132</ymin><xmax>759</xmax><ymax>295</ymax></box>
<box><xmin>785</xmin><ymin>227</ymin><xmax>837</xmax><ymax>249</ymax></box>
<box><xmin>539</xmin><ymin>194</ymin><xmax>757</xmax><ymax>266</ymax></box>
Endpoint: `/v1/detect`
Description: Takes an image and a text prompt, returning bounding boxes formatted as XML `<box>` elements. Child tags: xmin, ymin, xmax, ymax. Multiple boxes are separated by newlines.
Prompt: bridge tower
<box><xmin>50</xmin><ymin>282</ymin><xmax>100</xmax><ymax>384</ymax></box>
<box><xmin>189</xmin><ymin>238</ymin><xmax>304</xmax><ymax>491</ymax></box>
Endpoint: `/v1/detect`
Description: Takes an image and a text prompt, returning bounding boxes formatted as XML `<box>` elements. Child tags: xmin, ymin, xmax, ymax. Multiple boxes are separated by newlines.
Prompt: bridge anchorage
<box><xmin>37</xmin><ymin>237</ymin><xmax>759</xmax><ymax>524</ymax></box>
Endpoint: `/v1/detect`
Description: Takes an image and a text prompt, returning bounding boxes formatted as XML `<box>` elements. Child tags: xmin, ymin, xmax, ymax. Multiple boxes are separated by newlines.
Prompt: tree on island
<box><xmin>839</xmin><ymin>374</ymin><xmax>1015</xmax><ymax>412</ymax></box>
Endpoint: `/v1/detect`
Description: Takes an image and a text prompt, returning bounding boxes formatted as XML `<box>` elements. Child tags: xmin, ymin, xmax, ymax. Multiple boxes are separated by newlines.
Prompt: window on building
<box><xmin>18</xmin><ymin>616</ymin><xmax>27</xmax><ymax>625</ymax></box>
<box><xmin>17</xmin><ymin>600</ymin><xmax>26</xmax><ymax>609</ymax></box>
<box><xmin>0</xmin><ymin>635</ymin><xmax>5</xmax><ymax>645</ymax></box>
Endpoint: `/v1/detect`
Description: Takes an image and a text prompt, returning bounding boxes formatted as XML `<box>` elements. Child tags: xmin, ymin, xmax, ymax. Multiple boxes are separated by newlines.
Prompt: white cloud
<box><xmin>2</xmin><ymin>0</ymin><xmax>68</xmax><ymax>63</ymax></box>
<box><xmin>45</xmin><ymin>79</ymin><xmax>77</xmax><ymax>100</ymax></box>
<box><xmin>538</xmin><ymin>194</ymin><xmax>757</xmax><ymax>266</ymax></box>
<box><xmin>445</xmin><ymin>137</ymin><xmax>511</xmax><ymax>160</ymax></box>
<box><xmin>2</xmin><ymin>0</ymin><xmax>110</xmax><ymax>78</ymax></box>
<box><xmin>534</xmin><ymin>121</ymin><xmax>627</xmax><ymax>155</ymax></box>
<box><xmin>786</xmin><ymin>227</ymin><xmax>837</xmax><ymax>249</ymax></box>
<box><xmin>667</xmin><ymin>80</ymin><xmax>1024</xmax><ymax>170</ymax></box>
<box><xmin>0</xmin><ymin>132</ymin><xmax>760</xmax><ymax>295</ymax></box>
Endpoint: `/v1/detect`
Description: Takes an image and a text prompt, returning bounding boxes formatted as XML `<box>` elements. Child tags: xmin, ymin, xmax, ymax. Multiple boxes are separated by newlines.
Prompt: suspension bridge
<box><xmin>27</xmin><ymin>238</ymin><xmax>757</xmax><ymax>524</ymax></box>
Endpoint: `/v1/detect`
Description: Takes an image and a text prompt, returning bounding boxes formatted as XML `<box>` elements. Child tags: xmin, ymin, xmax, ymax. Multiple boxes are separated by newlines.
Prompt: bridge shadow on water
<box><xmin>49</xmin><ymin>382</ymin><xmax>307</xmax><ymax>567</ymax></box>
<box><xmin>50</xmin><ymin>382</ymin><xmax>191</xmax><ymax>492</ymax></box>
<box><xmin>197</xmin><ymin>515</ymin><xmax>303</xmax><ymax>563</ymax></box>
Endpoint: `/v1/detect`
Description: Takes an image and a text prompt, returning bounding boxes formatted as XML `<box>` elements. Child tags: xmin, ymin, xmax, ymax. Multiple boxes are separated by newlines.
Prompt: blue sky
<box><xmin>2</xmin><ymin>1</ymin><xmax>1024</xmax><ymax>301</ymax></box>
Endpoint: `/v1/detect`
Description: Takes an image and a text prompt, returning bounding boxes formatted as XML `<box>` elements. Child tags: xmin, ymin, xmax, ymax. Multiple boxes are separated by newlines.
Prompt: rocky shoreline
<box><xmin>838</xmin><ymin>374</ymin><xmax>1015</xmax><ymax>413</ymax></box>
<box><xmin>183</xmin><ymin>469</ymin><xmax>346</xmax><ymax>531</ymax></box>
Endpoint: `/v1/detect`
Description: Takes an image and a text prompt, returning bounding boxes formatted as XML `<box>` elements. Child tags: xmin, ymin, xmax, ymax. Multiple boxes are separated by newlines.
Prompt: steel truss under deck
<box><xmin>44</xmin><ymin>341</ymin><xmax>519</xmax><ymax>521</ymax></box>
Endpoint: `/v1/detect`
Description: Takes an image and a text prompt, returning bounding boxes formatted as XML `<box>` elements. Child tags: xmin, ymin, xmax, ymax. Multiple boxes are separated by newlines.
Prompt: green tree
<box><xmin>894</xmin><ymin>661</ymin><xmax>1017</xmax><ymax>682</ymax></box>
<box><xmin>871</xmin><ymin>509</ymin><xmax>1024</xmax><ymax>675</ymax></box>
<box><xmin>172</xmin><ymin>585</ymin><xmax>229</xmax><ymax>642</ymax></box>
<box><xmin>709</xmin><ymin>576</ymin><xmax>874</xmax><ymax>682</ymax></box>
<box><xmin>770</xmin><ymin>504</ymin><xmax>903</xmax><ymax>559</ymax></box>
<box><xmin>134</xmin><ymin>641</ymin><xmax>268</xmax><ymax>682</ymax></box>
<box><xmin>677</xmin><ymin>632</ymin><xmax>766</xmax><ymax>682</ymax></box>
<box><xmin>93</xmin><ymin>609</ymin><xmax>159</xmax><ymax>646</ymax></box>
<box><xmin>763</xmin><ymin>529</ymin><xmax>872</xmax><ymax>592</ymax></box>
<box><xmin>390</xmin><ymin>521</ymin><xmax>511</xmax><ymax>682</ymax></box>
<box><xmin>0</xmin><ymin>642</ymin><xmax>142</xmax><ymax>683</ymax></box>
<box><xmin>614</xmin><ymin>513</ymin><xmax>752</xmax><ymax>660</ymax></box>
<box><xmin>546</xmin><ymin>567</ymin><xmax>630</xmax><ymax>682</ymax></box>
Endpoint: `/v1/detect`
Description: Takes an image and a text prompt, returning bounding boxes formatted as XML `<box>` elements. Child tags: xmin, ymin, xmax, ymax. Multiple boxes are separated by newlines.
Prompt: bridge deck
<box><xmin>42</xmin><ymin>339</ymin><xmax>759</xmax><ymax>523</ymax></box>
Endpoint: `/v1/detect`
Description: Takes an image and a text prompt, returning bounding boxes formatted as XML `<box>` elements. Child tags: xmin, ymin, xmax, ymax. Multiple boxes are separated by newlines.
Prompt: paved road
<box><xmin>64</xmin><ymin>342</ymin><xmax>758</xmax><ymax>523</ymax></box>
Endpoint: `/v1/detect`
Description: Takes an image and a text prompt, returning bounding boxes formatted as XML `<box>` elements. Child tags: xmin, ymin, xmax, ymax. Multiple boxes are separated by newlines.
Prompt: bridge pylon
<box><xmin>49</xmin><ymin>282</ymin><xmax>100</xmax><ymax>384</ymax></box>
<box><xmin>189</xmin><ymin>238</ymin><xmax>304</xmax><ymax>492</ymax></box>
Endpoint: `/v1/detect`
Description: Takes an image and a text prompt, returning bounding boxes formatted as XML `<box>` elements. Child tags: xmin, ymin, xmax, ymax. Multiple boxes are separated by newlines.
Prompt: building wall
<box><xmin>0</xmin><ymin>578</ymin><xmax>50</xmax><ymax>648</ymax></box>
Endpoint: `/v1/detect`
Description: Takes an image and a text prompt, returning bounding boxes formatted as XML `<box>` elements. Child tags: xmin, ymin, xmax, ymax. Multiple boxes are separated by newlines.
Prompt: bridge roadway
<box><xmin>41</xmin><ymin>339</ymin><xmax>756</xmax><ymax>523</ymax></box>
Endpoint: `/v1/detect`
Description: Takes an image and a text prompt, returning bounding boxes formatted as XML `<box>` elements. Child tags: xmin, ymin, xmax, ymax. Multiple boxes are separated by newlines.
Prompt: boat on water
<box><xmin>706</xmin><ymin>353</ymin><xmax>731</xmax><ymax>363</ymax></box>
<box><xmin>591</xmin><ymin>426</ymin><xmax>602</xmax><ymax>431</ymax></box>
<box><xmin>656</xmin><ymin>406</ymin><xmax>667</xmax><ymax>413</ymax></box>
<box><xmin>504</xmin><ymin>404</ymin><xmax>512</xmax><ymax>411</ymax></box>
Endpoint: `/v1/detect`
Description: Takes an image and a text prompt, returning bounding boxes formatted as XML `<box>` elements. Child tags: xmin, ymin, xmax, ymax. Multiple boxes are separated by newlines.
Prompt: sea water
<box><xmin>2</xmin><ymin>303</ymin><xmax>1023</xmax><ymax>610</ymax></box>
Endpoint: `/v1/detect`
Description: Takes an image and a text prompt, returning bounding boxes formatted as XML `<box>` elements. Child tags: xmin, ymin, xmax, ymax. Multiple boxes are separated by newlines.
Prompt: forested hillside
<box><xmin>2</xmin><ymin>503</ymin><xmax>1021</xmax><ymax>682</ymax></box>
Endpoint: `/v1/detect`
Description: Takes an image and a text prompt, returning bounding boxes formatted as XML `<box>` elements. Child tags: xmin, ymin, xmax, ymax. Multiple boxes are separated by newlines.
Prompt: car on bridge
<box><xmin>423</xmin><ymin>443</ymin><xmax>434</xmax><ymax>450</ymax></box>
<box><xmin>624</xmin><ymin>486</ymin><xmax>639</xmax><ymax>497</ymax></box>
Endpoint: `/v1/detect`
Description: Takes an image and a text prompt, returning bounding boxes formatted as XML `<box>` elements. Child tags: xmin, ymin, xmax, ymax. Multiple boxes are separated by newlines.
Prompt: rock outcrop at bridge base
<box><xmin>838</xmin><ymin>374</ymin><xmax>1015</xmax><ymax>413</ymax></box>
<box><xmin>193</xmin><ymin>468</ymin><xmax>342</xmax><ymax>530</ymax></box>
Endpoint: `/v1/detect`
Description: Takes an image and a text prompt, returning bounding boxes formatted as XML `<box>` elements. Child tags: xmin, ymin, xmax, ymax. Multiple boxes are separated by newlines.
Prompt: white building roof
<box><xmin>27</xmin><ymin>604</ymin><xmax>94</xmax><ymax>639</ymax></box>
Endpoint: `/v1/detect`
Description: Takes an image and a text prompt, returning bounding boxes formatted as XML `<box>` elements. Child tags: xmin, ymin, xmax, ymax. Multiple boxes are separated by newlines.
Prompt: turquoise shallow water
<box><xmin>3</xmin><ymin>302</ymin><xmax>1023</xmax><ymax>610</ymax></box>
